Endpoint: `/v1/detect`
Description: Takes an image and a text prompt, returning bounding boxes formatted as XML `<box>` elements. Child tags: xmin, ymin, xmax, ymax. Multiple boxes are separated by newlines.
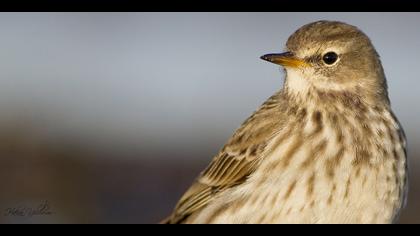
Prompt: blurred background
<box><xmin>0</xmin><ymin>12</ymin><xmax>419</xmax><ymax>223</ymax></box>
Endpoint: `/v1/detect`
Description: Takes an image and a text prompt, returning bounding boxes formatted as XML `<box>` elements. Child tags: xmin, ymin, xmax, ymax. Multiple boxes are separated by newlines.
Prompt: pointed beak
<box><xmin>260</xmin><ymin>52</ymin><xmax>309</xmax><ymax>68</ymax></box>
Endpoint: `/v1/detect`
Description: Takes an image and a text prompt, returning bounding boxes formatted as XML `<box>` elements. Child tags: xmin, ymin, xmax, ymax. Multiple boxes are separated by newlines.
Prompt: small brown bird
<box><xmin>162</xmin><ymin>20</ymin><xmax>408</xmax><ymax>224</ymax></box>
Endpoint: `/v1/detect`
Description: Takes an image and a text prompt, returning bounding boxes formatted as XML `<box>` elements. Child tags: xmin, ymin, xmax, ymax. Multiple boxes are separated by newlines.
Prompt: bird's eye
<box><xmin>322</xmin><ymin>52</ymin><xmax>339</xmax><ymax>65</ymax></box>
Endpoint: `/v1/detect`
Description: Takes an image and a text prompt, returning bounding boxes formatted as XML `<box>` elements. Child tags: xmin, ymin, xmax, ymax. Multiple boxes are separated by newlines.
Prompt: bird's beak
<box><xmin>260</xmin><ymin>52</ymin><xmax>309</xmax><ymax>68</ymax></box>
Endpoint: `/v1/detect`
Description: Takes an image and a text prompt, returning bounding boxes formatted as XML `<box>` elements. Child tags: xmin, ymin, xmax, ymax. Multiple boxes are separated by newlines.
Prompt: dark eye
<box><xmin>322</xmin><ymin>52</ymin><xmax>338</xmax><ymax>65</ymax></box>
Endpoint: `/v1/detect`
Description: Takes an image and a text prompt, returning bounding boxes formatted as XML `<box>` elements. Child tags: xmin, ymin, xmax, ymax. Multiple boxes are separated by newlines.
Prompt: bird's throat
<box><xmin>284</xmin><ymin>69</ymin><xmax>312</xmax><ymax>98</ymax></box>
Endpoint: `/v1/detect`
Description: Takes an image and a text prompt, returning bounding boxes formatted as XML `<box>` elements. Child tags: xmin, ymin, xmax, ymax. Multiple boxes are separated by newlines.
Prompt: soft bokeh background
<box><xmin>0</xmin><ymin>12</ymin><xmax>419</xmax><ymax>224</ymax></box>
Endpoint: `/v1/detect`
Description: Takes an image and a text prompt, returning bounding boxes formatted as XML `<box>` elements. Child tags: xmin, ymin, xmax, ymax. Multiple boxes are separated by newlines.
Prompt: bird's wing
<box><xmin>164</xmin><ymin>91</ymin><xmax>288</xmax><ymax>223</ymax></box>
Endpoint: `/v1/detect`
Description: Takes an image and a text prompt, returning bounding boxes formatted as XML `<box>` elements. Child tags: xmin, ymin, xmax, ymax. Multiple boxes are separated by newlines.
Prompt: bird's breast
<box><xmin>197</xmin><ymin>107</ymin><xmax>407</xmax><ymax>223</ymax></box>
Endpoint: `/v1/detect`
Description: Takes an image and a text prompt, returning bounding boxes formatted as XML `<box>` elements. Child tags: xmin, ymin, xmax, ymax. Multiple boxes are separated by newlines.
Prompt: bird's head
<box><xmin>261</xmin><ymin>21</ymin><xmax>389</xmax><ymax>106</ymax></box>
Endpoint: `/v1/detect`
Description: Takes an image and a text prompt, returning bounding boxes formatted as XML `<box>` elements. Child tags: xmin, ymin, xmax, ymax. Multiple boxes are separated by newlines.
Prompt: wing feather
<box><xmin>164</xmin><ymin>91</ymin><xmax>288</xmax><ymax>223</ymax></box>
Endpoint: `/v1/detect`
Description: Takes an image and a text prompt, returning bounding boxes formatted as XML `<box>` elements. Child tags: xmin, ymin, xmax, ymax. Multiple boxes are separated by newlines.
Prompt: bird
<box><xmin>162</xmin><ymin>20</ymin><xmax>408</xmax><ymax>224</ymax></box>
